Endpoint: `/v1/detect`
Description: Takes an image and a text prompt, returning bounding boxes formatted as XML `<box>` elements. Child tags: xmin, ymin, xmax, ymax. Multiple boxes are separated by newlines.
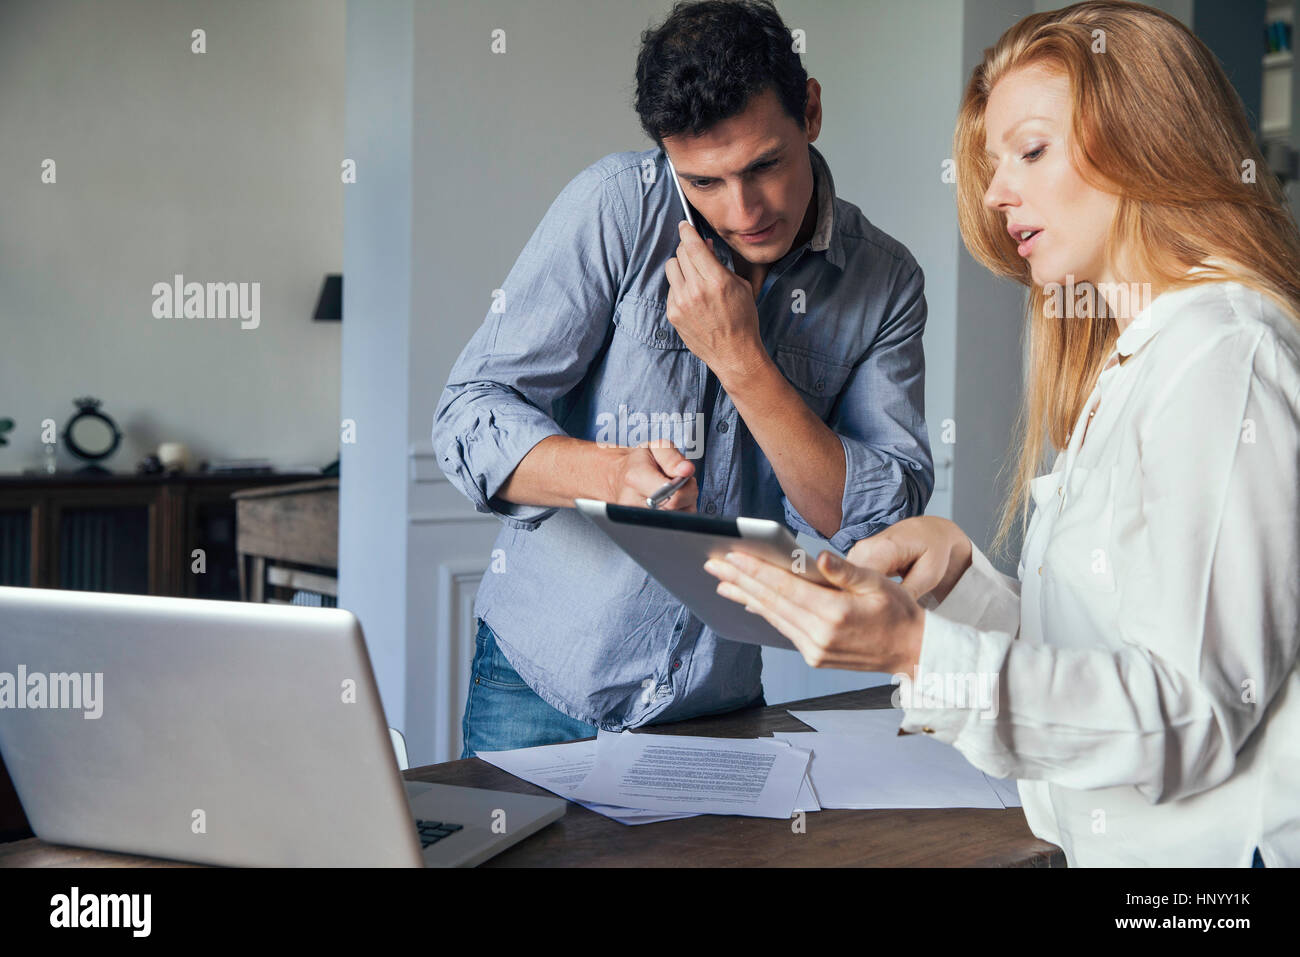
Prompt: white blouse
<box><xmin>902</xmin><ymin>279</ymin><xmax>1300</xmax><ymax>866</ymax></box>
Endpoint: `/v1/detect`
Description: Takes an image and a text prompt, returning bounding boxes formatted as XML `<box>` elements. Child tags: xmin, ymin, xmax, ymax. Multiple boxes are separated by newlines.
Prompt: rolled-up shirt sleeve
<box><xmin>432</xmin><ymin>163</ymin><xmax>632</xmax><ymax>530</ymax></box>
<box><xmin>900</xmin><ymin>324</ymin><xmax>1300</xmax><ymax>804</ymax></box>
<box><xmin>783</xmin><ymin>262</ymin><xmax>934</xmax><ymax>552</ymax></box>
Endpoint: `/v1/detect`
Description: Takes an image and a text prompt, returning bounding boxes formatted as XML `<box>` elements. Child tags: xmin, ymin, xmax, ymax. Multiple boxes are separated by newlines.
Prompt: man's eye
<box><xmin>690</xmin><ymin>180</ymin><xmax>713</xmax><ymax>189</ymax></box>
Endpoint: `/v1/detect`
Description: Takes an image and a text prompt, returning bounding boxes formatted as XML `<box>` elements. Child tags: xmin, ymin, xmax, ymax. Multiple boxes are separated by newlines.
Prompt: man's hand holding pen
<box><xmin>602</xmin><ymin>439</ymin><xmax>698</xmax><ymax>511</ymax></box>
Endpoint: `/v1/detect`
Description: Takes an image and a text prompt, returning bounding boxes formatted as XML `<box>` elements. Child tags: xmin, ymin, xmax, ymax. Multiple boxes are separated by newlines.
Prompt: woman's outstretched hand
<box><xmin>704</xmin><ymin>548</ymin><xmax>924</xmax><ymax>674</ymax></box>
<box><xmin>844</xmin><ymin>516</ymin><xmax>974</xmax><ymax>605</ymax></box>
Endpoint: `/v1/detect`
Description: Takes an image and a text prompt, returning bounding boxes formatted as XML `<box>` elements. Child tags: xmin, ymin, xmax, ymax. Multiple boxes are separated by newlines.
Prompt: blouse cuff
<box><xmin>896</xmin><ymin>610</ymin><xmax>985</xmax><ymax>744</ymax></box>
<box><xmin>928</xmin><ymin>542</ymin><xmax>989</xmax><ymax>624</ymax></box>
<box><xmin>929</xmin><ymin>540</ymin><xmax>1021</xmax><ymax>636</ymax></box>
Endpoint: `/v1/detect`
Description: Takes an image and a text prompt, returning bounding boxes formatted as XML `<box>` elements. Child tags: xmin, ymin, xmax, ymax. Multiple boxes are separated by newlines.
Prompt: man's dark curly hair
<box><xmin>634</xmin><ymin>0</ymin><xmax>809</xmax><ymax>146</ymax></box>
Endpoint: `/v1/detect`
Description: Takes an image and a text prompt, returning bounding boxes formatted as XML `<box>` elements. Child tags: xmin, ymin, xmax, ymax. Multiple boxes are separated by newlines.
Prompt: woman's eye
<box><xmin>1023</xmin><ymin>147</ymin><xmax>1045</xmax><ymax>162</ymax></box>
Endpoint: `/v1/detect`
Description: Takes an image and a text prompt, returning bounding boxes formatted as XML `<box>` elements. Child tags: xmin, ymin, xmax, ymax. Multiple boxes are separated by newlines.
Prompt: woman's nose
<box><xmin>983</xmin><ymin>167</ymin><xmax>1018</xmax><ymax>212</ymax></box>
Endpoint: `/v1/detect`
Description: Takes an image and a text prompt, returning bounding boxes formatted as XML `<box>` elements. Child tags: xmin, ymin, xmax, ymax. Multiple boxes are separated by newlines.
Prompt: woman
<box><xmin>705</xmin><ymin>0</ymin><xmax>1300</xmax><ymax>867</ymax></box>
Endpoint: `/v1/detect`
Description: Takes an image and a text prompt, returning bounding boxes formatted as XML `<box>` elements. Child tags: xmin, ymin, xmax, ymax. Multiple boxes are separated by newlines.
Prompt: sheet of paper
<box><xmin>771</xmin><ymin>728</ymin><xmax>1005</xmax><ymax>810</ymax></box>
<box><xmin>794</xmin><ymin>772</ymin><xmax>820</xmax><ymax>813</ymax></box>
<box><xmin>788</xmin><ymin>707</ymin><xmax>905</xmax><ymax>736</ymax></box>
<box><xmin>981</xmin><ymin>775</ymin><xmax>1022</xmax><ymax>809</ymax></box>
<box><xmin>789</xmin><ymin>708</ymin><xmax>1022</xmax><ymax>808</ymax></box>
<box><xmin>765</xmin><ymin>738</ymin><xmax>821</xmax><ymax>812</ymax></box>
<box><xmin>475</xmin><ymin>738</ymin><xmax>697</xmax><ymax>825</ymax></box>
<box><xmin>570</xmin><ymin>730</ymin><xmax>811</xmax><ymax>818</ymax></box>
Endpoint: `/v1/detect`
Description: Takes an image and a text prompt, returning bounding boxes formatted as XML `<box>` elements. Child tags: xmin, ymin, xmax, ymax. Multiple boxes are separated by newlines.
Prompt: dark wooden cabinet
<box><xmin>0</xmin><ymin>471</ymin><xmax>322</xmax><ymax>598</ymax></box>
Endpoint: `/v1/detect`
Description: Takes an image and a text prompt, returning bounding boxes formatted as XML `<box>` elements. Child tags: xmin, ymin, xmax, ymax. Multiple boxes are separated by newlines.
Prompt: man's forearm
<box><xmin>495</xmin><ymin>435</ymin><xmax>621</xmax><ymax>509</ymax></box>
<box><xmin>719</xmin><ymin>354</ymin><xmax>845</xmax><ymax>538</ymax></box>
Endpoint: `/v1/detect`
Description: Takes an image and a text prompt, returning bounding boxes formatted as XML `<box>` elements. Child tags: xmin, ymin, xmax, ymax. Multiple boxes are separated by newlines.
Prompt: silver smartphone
<box><xmin>665</xmin><ymin>153</ymin><xmax>695</xmax><ymax>227</ymax></box>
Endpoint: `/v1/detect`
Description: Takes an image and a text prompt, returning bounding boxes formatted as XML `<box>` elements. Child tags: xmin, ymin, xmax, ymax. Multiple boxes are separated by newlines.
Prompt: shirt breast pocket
<box><xmin>590</xmin><ymin>295</ymin><xmax>701</xmax><ymax>447</ymax></box>
<box><xmin>773</xmin><ymin>344</ymin><xmax>853</xmax><ymax>420</ymax></box>
<box><xmin>1043</xmin><ymin>463</ymin><xmax>1118</xmax><ymax>592</ymax></box>
<box><xmin>613</xmin><ymin>295</ymin><xmax>690</xmax><ymax>350</ymax></box>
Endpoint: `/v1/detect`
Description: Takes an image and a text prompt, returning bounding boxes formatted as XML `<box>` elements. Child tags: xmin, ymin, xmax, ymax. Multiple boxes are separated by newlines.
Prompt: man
<box><xmin>433</xmin><ymin>0</ymin><xmax>933</xmax><ymax>756</ymax></box>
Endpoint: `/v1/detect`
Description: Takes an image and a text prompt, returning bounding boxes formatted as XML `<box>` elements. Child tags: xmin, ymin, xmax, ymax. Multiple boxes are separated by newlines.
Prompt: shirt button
<box><xmin>705</xmin><ymin>502</ymin><xmax>717</xmax><ymax>514</ymax></box>
<box><xmin>672</xmin><ymin>658</ymin><xmax>681</xmax><ymax>670</ymax></box>
<box><xmin>922</xmin><ymin>727</ymin><xmax>936</xmax><ymax>734</ymax></box>
<box><xmin>717</xmin><ymin>421</ymin><xmax>729</xmax><ymax>433</ymax></box>
<box><xmin>654</xmin><ymin>328</ymin><xmax>667</xmax><ymax>340</ymax></box>
<box><xmin>1037</xmin><ymin>565</ymin><xmax>1042</xmax><ymax>576</ymax></box>
<box><xmin>815</xmin><ymin>380</ymin><xmax>825</xmax><ymax>393</ymax></box>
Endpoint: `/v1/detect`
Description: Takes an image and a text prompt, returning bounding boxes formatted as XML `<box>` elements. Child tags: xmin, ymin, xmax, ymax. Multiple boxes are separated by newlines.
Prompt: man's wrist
<box><xmin>593</xmin><ymin>443</ymin><xmax>631</xmax><ymax>503</ymax></box>
<box><xmin>713</xmin><ymin>342</ymin><xmax>775</xmax><ymax>397</ymax></box>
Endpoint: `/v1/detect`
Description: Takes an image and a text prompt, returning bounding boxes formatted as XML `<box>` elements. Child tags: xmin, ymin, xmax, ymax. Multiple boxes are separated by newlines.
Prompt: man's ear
<box><xmin>804</xmin><ymin>77</ymin><xmax>823</xmax><ymax>143</ymax></box>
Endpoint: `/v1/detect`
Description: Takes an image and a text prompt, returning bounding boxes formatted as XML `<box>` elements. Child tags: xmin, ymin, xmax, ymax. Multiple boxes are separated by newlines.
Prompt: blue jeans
<box><xmin>460</xmin><ymin>618</ymin><xmax>599</xmax><ymax>759</ymax></box>
<box><xmin>460</xmin><ymin>617</ymin><xmax>766</xmax><ymax>758</ymax></box>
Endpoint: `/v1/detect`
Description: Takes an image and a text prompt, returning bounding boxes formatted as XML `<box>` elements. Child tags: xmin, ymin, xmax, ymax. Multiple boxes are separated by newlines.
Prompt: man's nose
<box><xmin>728</xmin><ymin>182</ymin><xmax>765</xmax><ymax>228</ymax></box>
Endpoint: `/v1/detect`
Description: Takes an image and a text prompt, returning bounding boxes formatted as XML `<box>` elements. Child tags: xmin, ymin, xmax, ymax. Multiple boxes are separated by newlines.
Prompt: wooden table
<box><xmin>0</xmin><ymin>685</ymin><xmax>1064</xmax><ymax>867</ymax></box>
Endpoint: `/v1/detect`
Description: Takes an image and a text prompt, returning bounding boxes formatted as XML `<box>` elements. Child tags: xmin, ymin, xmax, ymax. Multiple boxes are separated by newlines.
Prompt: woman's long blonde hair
<box><xmin>954</xmin><ymin>0</ymin><xmax>1300</xmax><ymax>559</ymax></box>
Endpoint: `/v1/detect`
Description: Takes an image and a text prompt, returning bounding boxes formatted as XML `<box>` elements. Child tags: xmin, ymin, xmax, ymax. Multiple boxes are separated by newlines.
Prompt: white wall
<box><xmin>0</xmin><ymin>0</ymin><xmax>344</xmax><ymax>475</ymax></box>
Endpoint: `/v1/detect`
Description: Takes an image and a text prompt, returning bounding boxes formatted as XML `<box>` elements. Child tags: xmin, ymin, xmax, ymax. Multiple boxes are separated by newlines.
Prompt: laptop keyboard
<box><xmin>415</xmin><ymin>819</ymin><xmax>464</xmax><ymax>848</ymax></box>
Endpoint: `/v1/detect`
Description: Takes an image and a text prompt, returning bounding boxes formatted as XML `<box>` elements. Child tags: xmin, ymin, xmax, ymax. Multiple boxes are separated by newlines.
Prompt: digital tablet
<box><xmin>574</xmin><ymin>498</ymin><xmax>829</xmax><ymax>649</ymax></box>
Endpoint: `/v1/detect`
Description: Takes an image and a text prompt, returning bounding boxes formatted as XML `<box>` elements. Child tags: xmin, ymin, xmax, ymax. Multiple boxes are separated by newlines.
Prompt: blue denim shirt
<box><xmin>432</xmin><ymin>144</ymin><xmax>932</xmax><ymax>729</ymax></box>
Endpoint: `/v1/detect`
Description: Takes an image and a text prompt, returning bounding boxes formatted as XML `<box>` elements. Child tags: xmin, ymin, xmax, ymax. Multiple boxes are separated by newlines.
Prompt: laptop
<box><xmin>0</xmin><ymin>586</ymin><xmax>564</xmax><ymax>867</ymax></box>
